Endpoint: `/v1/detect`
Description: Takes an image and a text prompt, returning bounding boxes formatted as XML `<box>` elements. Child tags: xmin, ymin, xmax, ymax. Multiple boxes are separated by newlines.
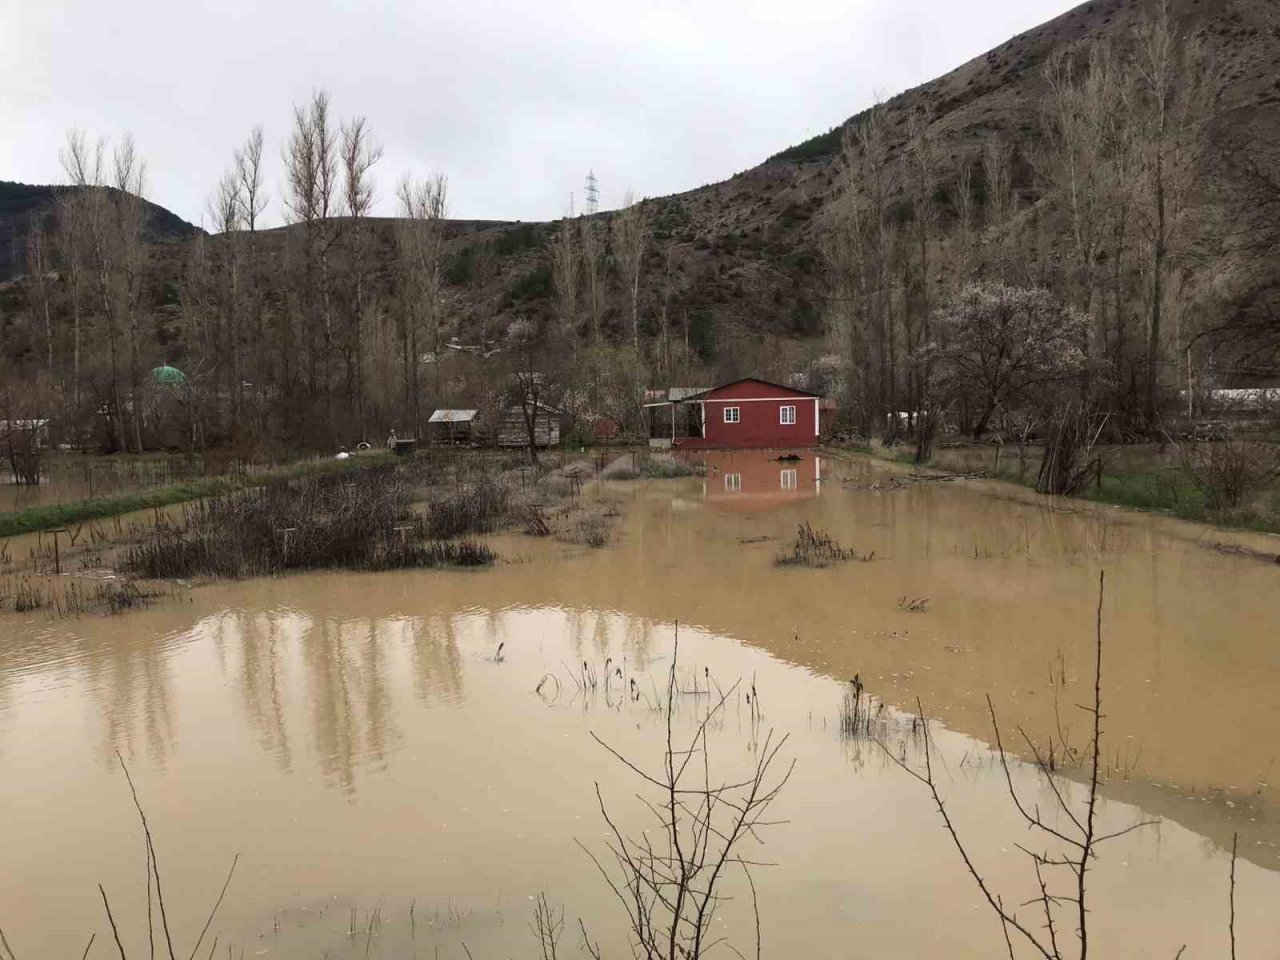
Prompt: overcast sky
<box><xmin>2</xmin><ymin>0</ymin><xmax>1077</xmax><ymax>228</ymax></box>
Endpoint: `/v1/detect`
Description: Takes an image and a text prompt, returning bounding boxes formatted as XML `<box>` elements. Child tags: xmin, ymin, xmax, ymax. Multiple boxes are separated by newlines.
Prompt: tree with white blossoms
<box><xmin>920</xmin><ymin>282</ymin><xmax>1088</xmax><ymax>439</ymax></box>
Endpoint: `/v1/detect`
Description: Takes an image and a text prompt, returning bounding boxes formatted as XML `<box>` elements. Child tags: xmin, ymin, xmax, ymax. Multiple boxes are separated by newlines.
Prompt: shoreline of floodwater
<box><xmin>825</xmin><ymin>444</ymin><xmax>1280</xmax><ymax>559</ymax></box>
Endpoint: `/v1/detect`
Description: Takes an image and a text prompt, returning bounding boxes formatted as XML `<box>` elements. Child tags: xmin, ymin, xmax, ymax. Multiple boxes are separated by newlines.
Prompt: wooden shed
<box><xmin>428</xmin><ymin>409</ymin><xmax>478</xmax><ymax>445</ymax></box>
<box><xmin>496</xmin><ymin>399</ymin><xmax>561</xmax><ymax>448</ymax></box>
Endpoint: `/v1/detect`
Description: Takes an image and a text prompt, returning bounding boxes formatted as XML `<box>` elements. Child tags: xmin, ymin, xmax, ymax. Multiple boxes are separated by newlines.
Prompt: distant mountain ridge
<box><xmin>3</xmin><ymin>0</ymin><xmax>1278</xmax><ymax>376</ymax></box>
<box><xmin>0</xmin><ymin>180</ymin><xmax>201</xmax><ymax>281</ymax></box>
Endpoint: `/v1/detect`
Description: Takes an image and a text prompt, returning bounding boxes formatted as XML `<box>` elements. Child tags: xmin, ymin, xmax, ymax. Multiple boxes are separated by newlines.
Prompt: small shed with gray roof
<box><xmin>427</xmin><ymin>409</ymin><xmax>478</xmax><ymax>445</ymax></box>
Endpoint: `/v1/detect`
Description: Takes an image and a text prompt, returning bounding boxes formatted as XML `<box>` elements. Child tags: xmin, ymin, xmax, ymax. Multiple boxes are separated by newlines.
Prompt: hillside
<box><xmin>285</xmin><ymin>0</ymin><xmax>1279</xmax><ymax>373</ymax></box>
<box><xmin>3</xmin><ymin>0</ymin><xmax>1278</xmax><ymax>400</ymax></box>
<box><xmin>0</xmin><ymin>180</ymin><xmax>201</xmax><ymax>281</ymax></box>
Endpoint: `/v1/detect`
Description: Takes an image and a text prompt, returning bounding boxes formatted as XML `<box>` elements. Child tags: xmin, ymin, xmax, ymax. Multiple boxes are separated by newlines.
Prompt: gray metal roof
<box><xmin>668</xmin><ymin>387</ymin><xmax>710</xmax><ymax>401</ymax></box>
<box><xmin>428</xmin><ymin>409</ymin><xmax>478</xmax><ymax>423</ymax></box>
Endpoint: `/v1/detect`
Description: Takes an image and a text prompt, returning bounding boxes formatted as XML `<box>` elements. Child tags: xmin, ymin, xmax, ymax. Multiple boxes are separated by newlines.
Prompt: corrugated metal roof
<box><xmin>668</xmin><ymin>387</ymin><xmax>710</xmax><ymax>401</ymax></box>
<box><xmin>428</xmin><ymin>409</ymin><xmax>478</xmax><ymax>423</ymax></box>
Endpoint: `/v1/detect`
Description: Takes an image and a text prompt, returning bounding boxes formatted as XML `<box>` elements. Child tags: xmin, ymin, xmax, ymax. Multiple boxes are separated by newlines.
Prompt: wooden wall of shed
<box><xmin>496</xmin><ymin>407</ymin><xmax>560</xmax><ymax>447</ymax></box>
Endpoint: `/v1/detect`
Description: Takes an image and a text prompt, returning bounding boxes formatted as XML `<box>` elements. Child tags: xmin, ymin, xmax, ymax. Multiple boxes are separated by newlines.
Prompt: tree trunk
<box><xmin>1145</xmin><ymin>145</ymin><xmax>1166</xmax><ymax>425</ymax></box>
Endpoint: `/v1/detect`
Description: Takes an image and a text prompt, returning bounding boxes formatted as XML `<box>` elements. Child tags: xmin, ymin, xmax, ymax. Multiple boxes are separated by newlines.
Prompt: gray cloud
<box><xmin>1</xmin><ymin>0</ymin><xmax>1076</xmax><ymax>226</ymax></box>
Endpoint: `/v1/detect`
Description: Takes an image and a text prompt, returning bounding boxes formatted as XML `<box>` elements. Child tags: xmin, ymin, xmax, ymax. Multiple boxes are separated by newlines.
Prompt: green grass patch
<box><xmin>837</xmin><ymin>443</ymin><xmax>1280</xmax><ymax>536</ymax></box>
<box><xmin>0</xmin><ymin>453</ymin><xmax>395</xmax><ymax>538</ymax></box>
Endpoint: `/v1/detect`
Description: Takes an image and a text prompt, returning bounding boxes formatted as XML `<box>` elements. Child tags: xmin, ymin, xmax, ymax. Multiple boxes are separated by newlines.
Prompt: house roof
<box><xmin>428</xmin><ymin>409</ymin><xmax>478</xmax><ymax>423</ymax></box>
<box><xmin>503</xmin><ymin>397</ymin><xmax>562</xmax><ymax>414</ymax></box>
<box><xmin>668</xmin><ymin>386</ymin><xmax>711</xmax><ymax>401</ymax></box>
<box><xmin>151</xmin><ymin>364</ymin><xmax>187</xmax><ymax>385</ymax></box>
<box><xmin>677</xmin><ymin>378</ymin><xmax>823</xmax><ymax>403</ymax></box>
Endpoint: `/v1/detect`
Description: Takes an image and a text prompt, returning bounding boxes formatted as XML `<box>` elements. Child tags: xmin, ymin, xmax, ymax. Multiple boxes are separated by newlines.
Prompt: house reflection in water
<box><xmin>685</xmin><ymin>450</ymin><xmax>822</xmax><ymax>512</ymax></box>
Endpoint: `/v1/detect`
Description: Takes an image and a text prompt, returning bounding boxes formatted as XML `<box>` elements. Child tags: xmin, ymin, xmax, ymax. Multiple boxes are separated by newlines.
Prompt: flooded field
<box><xmin>0</xmin><ymin>452</ymin><xmax>284</xmax><ymax>513</ymax></box>
<box><xmin>2</xmin><ymin>450</ymin><xmax>1279</xmax><ymax>958</ymax></box>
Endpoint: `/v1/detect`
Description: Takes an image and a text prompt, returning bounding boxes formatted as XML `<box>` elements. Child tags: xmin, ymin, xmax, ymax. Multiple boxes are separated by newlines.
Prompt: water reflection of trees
<box><xmin>233</xmin><ymin>612</ymin><xmax>293</xmax><ymax>772</ymax></box>
<box><xmin>87</xmin><ymin>626</ymin><xmax>176</xmax><ymax>769</ymax></box>
<box><xmin>214</xmin><ymin>608</ymin><xmax>471</xmax><ymax>793</ymax></box>
<box><xmin>12</xmin><ymin>598</ymin><xmax>735</xmax><ymax>800</ymax></box>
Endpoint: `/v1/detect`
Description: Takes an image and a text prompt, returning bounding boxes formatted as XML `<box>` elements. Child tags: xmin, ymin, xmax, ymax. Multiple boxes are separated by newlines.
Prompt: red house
<box><xmin>656</xmin><ymin>378</ymin><xmax>822</xmax><ymax>450</ymax></box>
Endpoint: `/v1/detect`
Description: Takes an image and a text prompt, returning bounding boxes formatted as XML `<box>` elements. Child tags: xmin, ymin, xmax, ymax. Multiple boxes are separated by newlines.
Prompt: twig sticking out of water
<box><xmin>579</xmin><ymin>625</ymin><xmax>793</xmax><ymax>960</ymax></box>
<box><xmin>839</xmin><ymin>675</ymin><xmax>880</xmax><ymax>739</ymax></box>
<box><xmin>578</xmin><ymin>919</ymin><xmax>602</xmax><ymax>960</ymax></box>
<box><xmin>1229</xmin><ymin>832</ymin><xmax>1237</xmax><ymax>960</ymax></box>
<box><xmin>117</xmin><ymin>750</ymin><xmax>177</xmax><ymax>960</ymax></box>
<box><xmin>107</xmin><ymin>751</ymin><xmax>239</xmax><ymax>960</ymax></box>
<box><xmin>875</xmin><ymin>571</ymin><xmax>1160</xmax><ymax>960</ymax></box>
<box><xmin>99</xmin><ymin>885</ymin><xmax>128</xmax><ymax>960</ymax></box>
<box><xmin>529</xmin><ymin>893</ymin><xmax>564</xmax><ymax>960</ymax></box>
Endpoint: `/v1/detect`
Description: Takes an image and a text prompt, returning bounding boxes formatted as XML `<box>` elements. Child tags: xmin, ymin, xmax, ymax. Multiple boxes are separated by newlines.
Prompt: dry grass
<box><xmin>775</xmin><ymin>522</ymin><xmax>873</xmax><ymax>567</ymax></box>
<box><xmin>122</xmin><ymin>462</ymin><xmax>497</xmax><ymax>579</ymax></box>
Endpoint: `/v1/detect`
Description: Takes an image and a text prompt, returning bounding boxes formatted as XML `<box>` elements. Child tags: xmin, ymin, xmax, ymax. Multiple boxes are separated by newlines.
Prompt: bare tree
<box><xmin>283</xmin><ymin>90</ymin><xmax>339</xmax><ymax>427</ymax></box>
<box><xmin>1204</xmin><ymin>121</ymin><xmax>1280</xmax><ymax>377</ymax></box>
<box><xmin>113</xmin><ymin>135</ymin><xmax>149</xmax><ymax>454</ymax></box>
<box><xmin>612</xmin><ymin>193</ymin><xmax>650</xmax><ymax>349</ymax></box>
<box><xmin>25</xmin><ymin>213</ymin><xmax>57</xmax><ymax>377</ymax></box>
<box><xmin>508</xmin><ymin>319</ymin><xmax>553</xmax><ymax>464</ymax></box>
<box><xmin>656</xmin><ymin>238</ymin><xmax>679</xmax><ymax>378</ymax></box>
<box><xmin>551</xmin><ymin>209</ymin><xmax>580</xmax><ymax>340</ymax></box>
<box><xmin>394</xmin><ymin>173</ymin><xmax>448</xmax><ymax>436</ymax></box>
<box><xmin>341</xmin><ymin>116</ymin><xmax>384</xmax><ymax>439</ymax></box>
<box><xmin>234</xmin><ymin>126</ymin><xmax>269</xmax><ymax>428</ymax></box>
<box><xmin>469</xmin><ymin>236</ymin><xmax>498</xmax><ymax>349</ymax></box>
<box><xmin>1131</xmin><ymin>0</ymin><xmax>1220</xmax><ymax>423</ymax></box>
<box><xmin>953</xmin><ymin>159</ymin><xmax>976</xmax><ymax>278</ymax></box>
<box><xmin>905</xmin><ymin>108</ymin><xmax>938</xmax><ymax>422</ymax></box>
<box><xmin>54</xmin><ymin>189</ymin><xmax>88</xmax><ymax>424</ymax></box>
<box><xmin>59</xmin><ymin>130</ymin><xmax>148</xmax><ymax>452</ymax></box>
<box><xmin>823</xmin><ymin>104</ymin><xmax>900</xmax><ymax>436</ymax></box>
<box><xmin>1039</xmin><ymin>45</ymin><xmax>1130</xmax><ymax>397</ymax></box>
<box><xmin>208</xmin><ymin>168</ymin><xmax>244</xmax><ymax>430</ymax></box>
<box><xmin>580</xmin><ymin>216</ymin><xmax>605</xmax><ymax>344</ymax></box>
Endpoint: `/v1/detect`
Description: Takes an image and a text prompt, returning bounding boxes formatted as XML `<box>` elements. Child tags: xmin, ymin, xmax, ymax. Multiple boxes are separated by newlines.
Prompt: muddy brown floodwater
<box><xmin>2</xmin><ymin>450</ymin><xmax>1279</xmax><ymax>958</ymax></box>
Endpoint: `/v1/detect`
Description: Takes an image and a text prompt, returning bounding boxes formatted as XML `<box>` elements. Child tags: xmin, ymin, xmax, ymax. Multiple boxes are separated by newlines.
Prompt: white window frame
<box><xmin>779</xmin><ymin>404</ymin><xmax>796</xmax><ymax>425</ymax></box>
<box><xmin>725</xmin><ymin>473</ymin><xmax>742</xmax><ymax>492</ymax></box>
<box><xmin>723</xmin><ymin>406</ymin><xmax>741</xmax><ymax>424</ymax></box>
<box><xmin>780</xmin><ymin>468</ymin><xmax>797</xmax><ymax>490</ymax></box>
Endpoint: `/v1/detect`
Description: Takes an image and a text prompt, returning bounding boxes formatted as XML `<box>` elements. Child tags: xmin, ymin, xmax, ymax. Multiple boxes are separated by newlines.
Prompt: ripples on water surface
<box><xmin>1</xmin><ymin>452</ymin><xmax>1279</xmax><ymax>958</ymax></box>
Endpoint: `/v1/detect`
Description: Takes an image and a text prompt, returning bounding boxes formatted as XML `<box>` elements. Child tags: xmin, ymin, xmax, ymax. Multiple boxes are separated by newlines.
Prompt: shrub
<box><xmin>1180</xmin><ymin>438</ymin><xmax>1280</xmax><ymax>513</ymax></box>
<box><xmin>601</xmin><ymin>456</ymin><xmax>640</xmax><ymax>480</ymax></box>
<box><xmin>570</xmin><ymin>514</ymin><xmax>612</xmax><ymax>548</ymax></box>
<box><xmin>643</xmin><ymin>455</ymin><xmax>695</xmax><ymax>478</ymax></box>
<box><xmin>122</xmin><ymin>464</ymin><xmax>498</xmax><ymax>579</ymax></box>
<box><xmin>426</xmin><ymin>475</ymin><xmax>509</xmax><ymax>539</ymax></box>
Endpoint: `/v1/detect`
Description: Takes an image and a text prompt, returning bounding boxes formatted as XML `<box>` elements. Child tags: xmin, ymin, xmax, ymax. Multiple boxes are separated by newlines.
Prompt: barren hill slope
<box><xmin>0</xmin><ymin>181</ymin><xmax>201</xmax><ymax>280</ymax></box>
<box><xmin>413</xmin><ymin>0</ymin><xmax>1280</xmax><ymax>368</ymax></box>
<box><xmin>4</xmin><ymin>0</ymin><xmax>1278</xmax><ymax>380</ymax></box>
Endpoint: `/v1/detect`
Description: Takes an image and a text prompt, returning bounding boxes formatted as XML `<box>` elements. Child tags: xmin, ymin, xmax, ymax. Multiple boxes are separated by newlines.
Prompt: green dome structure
<box><xmin>151</xmin><ymin>364</ymin><xmax>187</xmax><ymax>386</ymax></box>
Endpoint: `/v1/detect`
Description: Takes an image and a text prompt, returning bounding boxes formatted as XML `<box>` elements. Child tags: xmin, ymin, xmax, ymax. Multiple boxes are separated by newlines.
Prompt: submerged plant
<box><xmin>775</xmin><ymin>522</ymin><xmax>872</xmax><ymax>567</ymax></box>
